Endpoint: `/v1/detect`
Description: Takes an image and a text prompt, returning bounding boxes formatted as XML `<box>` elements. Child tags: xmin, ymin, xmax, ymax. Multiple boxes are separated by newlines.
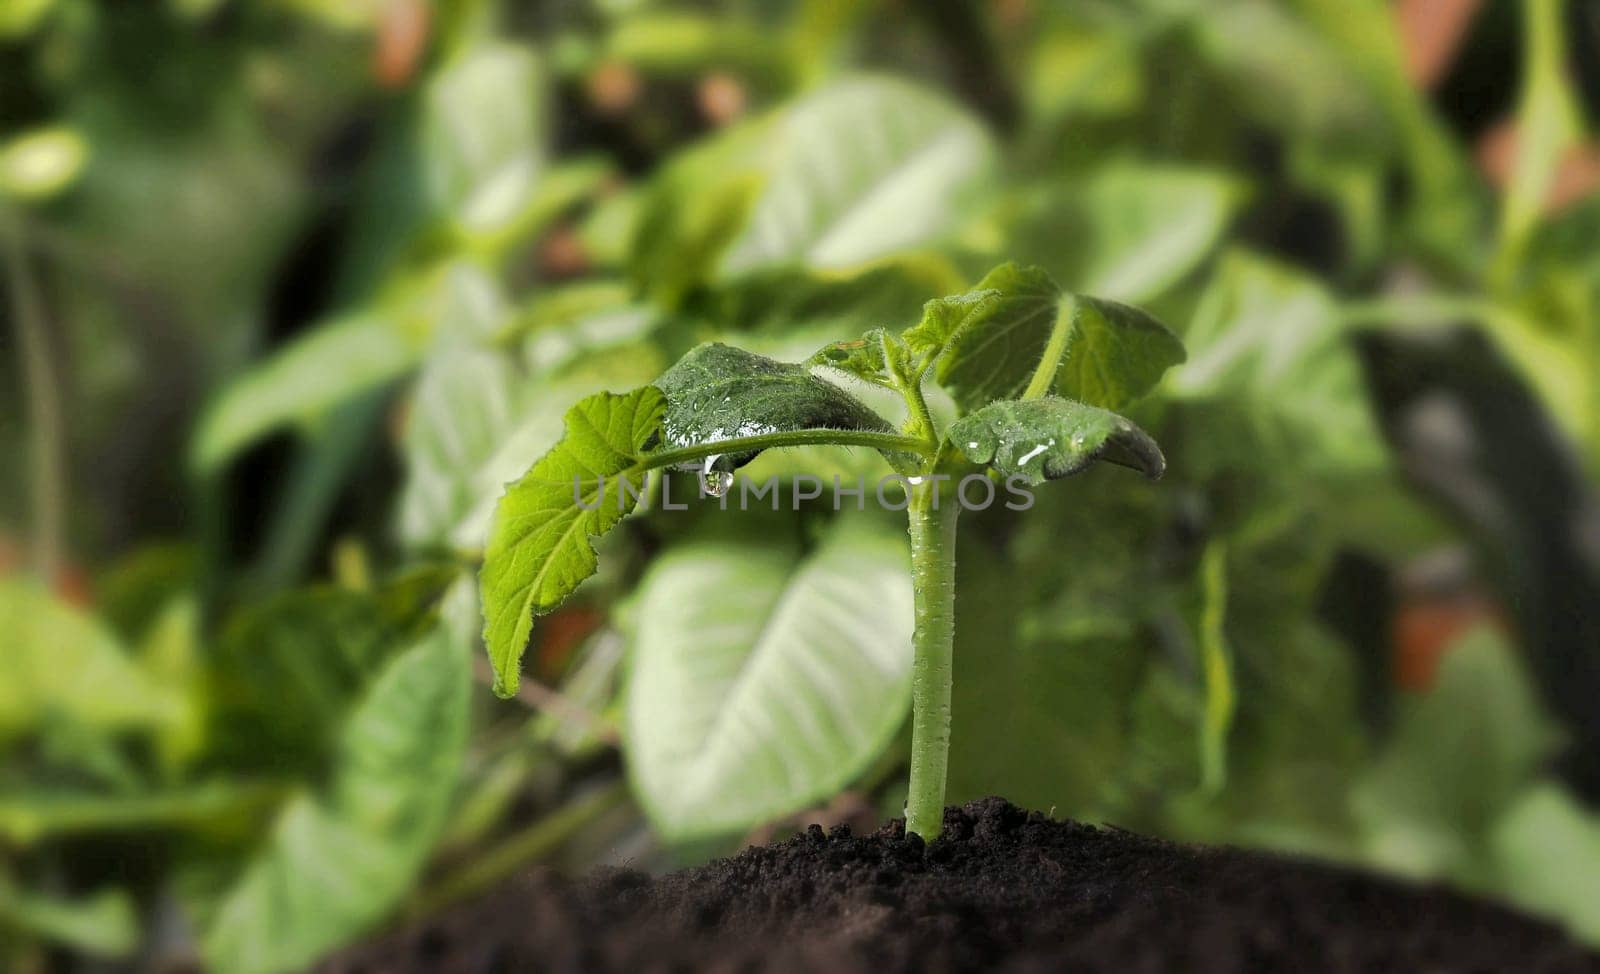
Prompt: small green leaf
<box><xmin>479</xmin><ymin>387</ymin><xmax>666</xmax><ymax>697</ymax></box>
<box><xmin>656</xmin><ymin>342</ymin><xmax>895</xmax><ymax>476</ymax></box>
<box><xmin>807</xmin><ymin>327</ymin><xmax>902</xmax><ymax>388</ymax></box>
<box><xmin>928</xmin><ymin>263</ymin><xmax>1185</xmax><ymax>413</ymax></box>
<box><xmin>625</xmin><ymin>521</ymin><xmax>914</xmax><ymax>841</ymax></box>
<box><xmin>949</xmin><ymin>396</ymin><xmax>1165</xmax><ymax>486</ymax></box>
<box><xmin>1054</xmin><ymin>295</ymin><xmax>1188</xmax><ymax>411</ymax></box>
<box><xmin>924</xmin><ymin>264</ymin><xmax>1059</xmax><ymax>411</ymax></box>
<box><xmin>901</xmin><ymin>287</ymin><xmax>1002</xmax><ymax>369</ymax></box>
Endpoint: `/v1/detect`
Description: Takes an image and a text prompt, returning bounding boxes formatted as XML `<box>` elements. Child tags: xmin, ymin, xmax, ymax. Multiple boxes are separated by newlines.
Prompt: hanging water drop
<box><xmin>703</xmin><ymin>469</ymin><xmax>734</xmax><ymax>498</ymax></box>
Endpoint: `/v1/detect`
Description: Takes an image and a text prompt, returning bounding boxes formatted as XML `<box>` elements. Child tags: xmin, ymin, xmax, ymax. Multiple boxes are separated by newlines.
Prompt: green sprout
<box><xmin>479</xmin><ymin>262</ymin><xmax>1183</xmax><ymax>840</ymax></box>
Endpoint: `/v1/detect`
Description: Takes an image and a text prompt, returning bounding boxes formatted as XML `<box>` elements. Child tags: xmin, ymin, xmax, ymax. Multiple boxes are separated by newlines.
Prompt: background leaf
<box><xmin>422</xmin><ymin>43</ymin><xmax>546</xmax><ymax>234</ymax></box>
<box><xmin>193</xmin><ymin>265</ymin><xmax>504</xmax><ymax>473</ymax></box>
<box><xmin>0</xmin><ymin>580</ymin><xmax>180</xmax><ymax>740</ymax></box>
<box><xmin>625</xmin><ymin>520</ymin><xmax>914</xmax><ymax>841</ymax></box>
<box><xmin>201</xmin><ymin>582</ymin><xmax>474</xmax><ymax>974</ymax></box>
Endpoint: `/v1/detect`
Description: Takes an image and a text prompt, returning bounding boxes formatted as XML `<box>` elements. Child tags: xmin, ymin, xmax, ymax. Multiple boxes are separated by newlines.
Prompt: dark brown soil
<box><xmin>330</xmin><ymin>798</ymin><xmax>1599</xmax><ymax>973</ymax></box>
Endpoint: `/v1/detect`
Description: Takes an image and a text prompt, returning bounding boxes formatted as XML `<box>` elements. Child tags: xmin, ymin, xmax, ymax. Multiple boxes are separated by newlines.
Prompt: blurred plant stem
<box><xmin>1</xmin><ymin>212</ymin><xmax>65</xmax><ymax>582</ymax></box>
<box><xmin>411</xmin><ymin>781</ymin><xmax>628</xmax><ymax>918</ymax></box>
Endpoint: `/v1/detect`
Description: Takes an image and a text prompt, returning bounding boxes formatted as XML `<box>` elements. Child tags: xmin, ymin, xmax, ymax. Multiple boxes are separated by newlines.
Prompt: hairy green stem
<box><xmin>904</xmin><ymin>478</ymin><xmax>959</xmax><ymax>840</ymax></box>
<box><xmin>1</xmin><ymin>213</ymin><xmax>65</xmax><ymax>582</ymax></box>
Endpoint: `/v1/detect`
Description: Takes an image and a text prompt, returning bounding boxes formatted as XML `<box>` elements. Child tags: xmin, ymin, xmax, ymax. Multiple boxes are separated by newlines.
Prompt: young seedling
<box><xmin>479</xmin><ymin>263</ymin><xmax>1184</xmax><ymax>840</ymax></box>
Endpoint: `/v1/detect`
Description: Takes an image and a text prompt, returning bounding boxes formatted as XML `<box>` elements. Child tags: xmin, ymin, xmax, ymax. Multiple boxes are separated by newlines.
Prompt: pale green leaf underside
<box><xmin>718</xmin><ymin>76</ymin><xmax>995</xmax><ymax>275</ymax></box>
<box><xmin>479</xmin><ymin>386</ymin><xmax>666</xmax><ymax>696</ymax></box>
<box><xmin>398</xmin><ymin>344</ymin><xmax>526</xmax><ymax>548</ymax></box>
<box><xmin>656</xmin><ymin>342</ymin><xmax>894</xmax><ymax>474</ymax></box>
<box><xmin>949</xmin><ymin>396</ymin><xmax>1165</xmax><ymax>485</ymax></box>
<box><xmin>422</xmin><ymin>42</ymin><xmax>544</xmax><ymax>232</ymax></box>
<box><xmin>931</xmin><ymin>263</ymin><xmax>1186</xmax><ymax>414</ymax></box>
<box><xmin>626</xmin><ymin>523</ymin><xmax>914</xmax><ymax>841</ymax></box>
<box><xmin>203</xmin><ymin>583</ymin><xmax>473</xmax><ymax>974</ymax></box>
<box><xmin>193</xmin><ymin>264</ymin><xmax>504</xmax><ymax>473</ymax></box>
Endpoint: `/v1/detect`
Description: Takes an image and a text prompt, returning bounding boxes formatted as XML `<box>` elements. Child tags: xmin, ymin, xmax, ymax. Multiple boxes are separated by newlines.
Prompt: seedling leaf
<box><xmin>656</xmin><ymin>342</ymin><xmax>896</xmax><ymax>476</ymax></box>
<box><xmin>924</xmin><ymin>263</ymin><xmax>1185</xmax><ymax>414</ymax></box>
<box><xmin>479</xmin><ymin>387</ymin><xmax>666</xmax><ymax>697</ymax></box>
<box><xmin>948</xmin><ymin>396</ymin><xmax>1165</xmax><ymax>486</ymax></box>
<box><xmin>808</xmin><ymin>327</ymin><xmax>900</xmax><ymax>388</ymax></box>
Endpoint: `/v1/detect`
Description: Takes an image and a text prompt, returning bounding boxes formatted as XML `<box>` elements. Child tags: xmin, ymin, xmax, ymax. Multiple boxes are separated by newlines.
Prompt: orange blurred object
<box><xmin>1394</xmin><ymin>0</ymin><xmax>1483</xmax><ymax>89</ymax></box>
<box><xmin>697</xmin><ymin>72</ymin><xmax>748</xmax><ymax>126</ymax></box>
<box><xmin>1476</xmin><ymin>119</ymin><xmax>1600</xmax><ymax>214</ymax></box>
<box><xmin>539</xmin><ymin>225</ymin><xmax>590</xmax><ymax>279</ymax></box>
<box><xmin>588</xmin><ymin>61</ymin><xmax>642</xmax><ymax>115</ymax></box>
<box><xmin>1391</xmin><ymin>595</ymin><xmax>1501</xmax><ymax>692</ymax></box>
<box><xmin>374</xmin><ymin>0</ymin><xmax>431</xmax><ymax>90</ymax></box>
<box><xmin>535</xmin><ymin>604</ymin><xmax>605</xmax><ymax>678</ymax></box>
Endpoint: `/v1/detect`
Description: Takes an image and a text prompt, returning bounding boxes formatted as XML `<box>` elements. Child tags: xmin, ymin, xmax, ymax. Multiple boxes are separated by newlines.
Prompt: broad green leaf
<box><xmin>0</xmin><ymin>878</ymin><xmax>137</xmax><ymax>958</ymax></box>
<box><xmin>1352</xmin><ymin>626</ymin><xmax>1558</xmax><ymax>879</ymax></box>
<box><xmin>1191</xmin><ymin>0</ymin><xmax>1383</xmax><ymax>145</ymax></box>
<box><xmin>625</xmin><ymin>522</ymin><xmax>914</xmax><ymax>841</ymax></box>
<box><xmin>203</xmin><ymin>583</ymin><xmax>474</xmax><ymax>974</ymax></box>
<box><xmin>422</xmin><ymin>43</ymin><xmax>545</xmax><ymax>234</ymax></box>
<box><xmin>927</xmin><ymin>263</ymin><xmax>1184</xmax><ymax>413</ymax></box>
<box><xmin>193</xmin><ymin>264</ymin><xmax>504</xmax><ymax>473</ymax></box>
<box><xmin>655</xmin><ymin>342</ymin><xmax>895</xmax><ymax>476</ymax></box>
<box><xmin>603</xmin><ymin>11</ymin><xmax>789</xmax><ymax>80</ymax></box>
<box><xmin>1489</xmin><ymin>785</ymin><xmax>1600</xmax><ymax>944</ymax></box>
<box><xmin>948</xmin><ymin>396</ymin><xmax>1165</xmax><ymax>485</ymax></box>
<box><xmin>1167</xmin><ymin>250</ymin><xmax>1382</xmax><ymax>473</ymax></box>
<box><xmin>0</xmin><ymin>580</ymin><xmax>180</xmax><ymax>740</ymax></box>
<box><xmin>1004</xmin><ymin>166</ymin><xmax>1242</xmax><ymax>305</ymax></box>
<box><xmin>138</xmin><ymin>596</ymin><xmax>208</xmax><ymax>775</ymax></box>
<box><xmin>717</xmin><ymin>77</ymin><xmax>994</xmax><ymax>275</ymax></box>
<box><xmin>1074</xmin><ymin>165</ymin><xmax>1243</xmax><ymax>300</ymax></box>
<box><xmin>0</xmin><ymin>126</ymin><xmax>87</xmax><ymax>201</ymax></box>
<box><xmin>629</xmin><ymin>123</ymin><xmax>770</xmax><ymax>306</ymax></box>
<box><xmin>631</xmin><ymin>77</ymin><xmax>994</xmax><ymax>300</ymax></box>
<box><xmin>479</xmin><ymin>387</ymin><xmax>666</xmax><ymax>697</ymax></box>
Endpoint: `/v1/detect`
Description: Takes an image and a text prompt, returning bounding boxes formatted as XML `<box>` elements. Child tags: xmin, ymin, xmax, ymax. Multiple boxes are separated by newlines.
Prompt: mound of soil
<box><xmin>331</xmin><ymin>798</ymin><xmax>1598</xmax><ymax>973</ymax></box>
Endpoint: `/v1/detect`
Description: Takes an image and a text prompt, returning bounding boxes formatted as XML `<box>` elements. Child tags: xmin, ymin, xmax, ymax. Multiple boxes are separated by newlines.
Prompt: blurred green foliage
<box><xmin>2</xmin><ymin>0</ymin><xmax>1599</xmax><ymax>968</ymax></box>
